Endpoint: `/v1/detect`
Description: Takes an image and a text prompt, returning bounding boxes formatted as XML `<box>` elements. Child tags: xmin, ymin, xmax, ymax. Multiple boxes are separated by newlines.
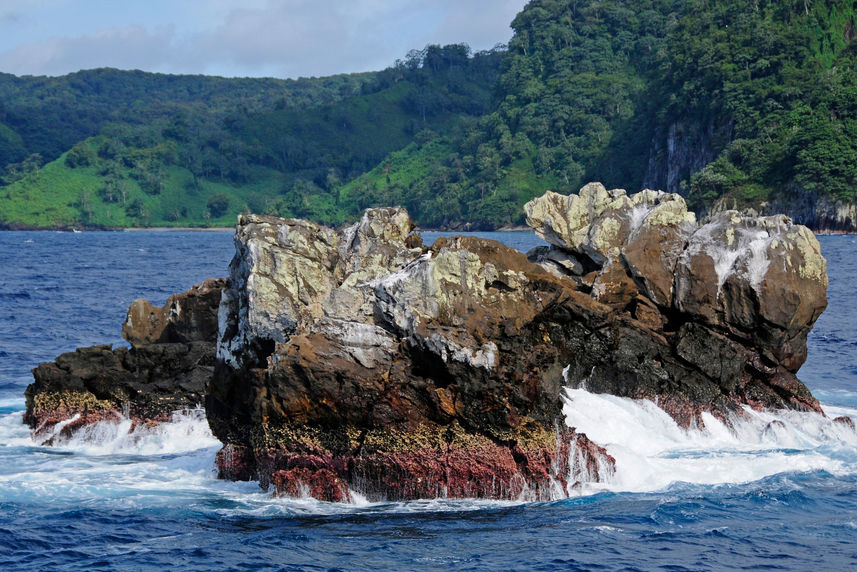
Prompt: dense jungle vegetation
<box><xmin>2</xmin><ymin>0</ymin><xmax>857</xmax><ymax>229</ymax></box>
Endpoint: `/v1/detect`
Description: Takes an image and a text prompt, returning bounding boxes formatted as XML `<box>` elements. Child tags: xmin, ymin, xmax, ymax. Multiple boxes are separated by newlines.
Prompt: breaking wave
<box><xmin>562</xmin><ymin>387</ymin><xmax>857</xmax><ymax>494</ymax></box>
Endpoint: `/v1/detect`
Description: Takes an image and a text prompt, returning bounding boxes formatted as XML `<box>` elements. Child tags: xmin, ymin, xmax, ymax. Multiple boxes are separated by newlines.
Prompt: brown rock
<box><xmin>205</xmin><ymin>194</ymin><xmax>828</xmax><ymax>501</ymax></box>
<box><xmin>122</xmin><ymin>278</ymin><xmax>225</xmax><ymax>346</ymax></box>
<box><xmin>34</xmin><ymin>186</ymin><xmax>829</xmax><ymax>503</ymax></box>
<box><xmin>623</xmin><ymin>223</ymin><xmax>692</xmax><ymax>308</ymax></box>
<box><xmin>674</xmin><ymin>211</ymin><xmax>828</xmax><ymax>373</ymax></box>
<box><xmin>25</xmin><ymin>280</ymin><xmax>225</xmax><ymax>442</ymax></box>
<box><xmin>833</xmin><ymin>416</ymin><xmax>856</xmax><ymax>432</ymax></box>
<box><xmin>591</xmin><ymin>257</ymin><xmax>638</xmax><ymax>308</ymax></box>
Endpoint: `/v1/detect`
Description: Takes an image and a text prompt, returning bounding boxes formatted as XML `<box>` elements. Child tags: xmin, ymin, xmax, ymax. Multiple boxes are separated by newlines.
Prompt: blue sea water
<box><xmin>0</xmin><ymin>230</ymin><xmax>856</xmax><ymax>571</ymax></box>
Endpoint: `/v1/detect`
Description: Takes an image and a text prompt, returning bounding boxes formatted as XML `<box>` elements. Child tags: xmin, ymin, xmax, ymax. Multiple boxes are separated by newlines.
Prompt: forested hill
<box><xmin>347</xmin><ymin>0</ymin><xmax>857</xmax><ymax>230</ymax></box>
<box><xmin>4</xmin><ymin>1</ymin><xmax>857</xmax><ymax>231</ymax></box>
<box><xmin>0</xmin><ymin>68</ymin><xmax>373</xmax><ymax>168</ymax></box>
<box><xmin>0</xmin><ymin>45</ymin><xmax>502</xmax><ymax>228</ymax></box>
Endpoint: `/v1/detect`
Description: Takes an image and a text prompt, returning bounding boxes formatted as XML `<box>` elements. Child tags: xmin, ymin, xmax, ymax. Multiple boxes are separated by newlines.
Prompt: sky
<box><xmin>0</xmin><ymin>0</ymin><xmax>528</xmax><ymax>79</ymax></box>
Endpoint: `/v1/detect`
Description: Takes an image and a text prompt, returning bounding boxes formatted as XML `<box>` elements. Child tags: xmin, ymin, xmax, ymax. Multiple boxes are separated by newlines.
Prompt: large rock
<box><xmin>216</xmin><ymin>210</ymin><xmax>419</xmax><ymax>370</ymax></box>
<box><xmin>524</xmin><ymin>183</ymin><xmax>696</xmax><ymax>266</ymax></box>
<box><xmin>27</xmin><ymin>183</ymin><xmax>829</xmax><ymax>503</ymax></box>
<box><xmin>674</xmin><ymin>212</ymin><xmax>827</xmax><ymax>372</ymax></box>
<box><xmin>122</xmin><ymin>278</ymin><xmax>223</xmax><ymax>345</ymax></box>
<box><xmin>207</xmin><ymin>187</ymin><xmax>827</xmax><ymax>502</ymax></box>
<box><xmin>524</xmin><ymin>185</ymin><xmax>826</xmax><ymax>415</ymax></box>
<box><xmin>24</xmin><ymin>278</ymin><xmax>225</xmax><ymax>443</ymax></box>
<box><xmin>207</xmin><ymin>215</ymin><xmax>618</xmax><ymax>501</ymax></box>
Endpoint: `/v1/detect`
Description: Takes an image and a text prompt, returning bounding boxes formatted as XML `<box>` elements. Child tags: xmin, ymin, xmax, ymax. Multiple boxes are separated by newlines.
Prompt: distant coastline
<box><xmin>1</xmin><ymin>222</ymin><xmax>534</xmax><ymax>233</ymax></box>
<box><xmin>0</xmin><ymin>223</ymin><xmax>233</xmax><ymax>232</ymax></box>
<box><xmin>2</xmin><ymin>223</ymin><xmax>851</xmax><ymax>235</ymax></box>
<box><xmin>122</xmin><ymin>227</ymin><xmax>233</xmax><ymax>232</ymax></box>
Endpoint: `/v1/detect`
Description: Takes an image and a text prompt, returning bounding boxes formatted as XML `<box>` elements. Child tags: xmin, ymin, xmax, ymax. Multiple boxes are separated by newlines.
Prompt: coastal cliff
<box><xmin>25</xmin><ymin>184</ymin><xmax>830</xmax><ymax>501</ymax></box>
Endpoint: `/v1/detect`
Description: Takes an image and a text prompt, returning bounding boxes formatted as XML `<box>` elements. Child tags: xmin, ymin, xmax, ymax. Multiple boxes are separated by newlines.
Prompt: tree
<box><xmin>65</xmin><ymin>142</ymin><xmax>96</xmax><ymax>168</ymax></box>
<box><xmin>206</xmin><ymin>192</ymin><xmax>230</xmax><ymax>217</ymax></box>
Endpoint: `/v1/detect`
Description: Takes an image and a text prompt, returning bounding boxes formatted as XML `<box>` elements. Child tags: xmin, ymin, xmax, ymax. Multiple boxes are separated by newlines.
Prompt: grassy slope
<box><xmin>339</xmin><ymin>138</ymin><xmax>564</xmax><ymax>228</ymax></box>
<box><xmin>0</xmin><ymin>148</ymin><xmax>284</xmax><ymax>228</ymax></box>
<box><xmin>0</xmin><ymin>49</ymin><xmax>500</xmax><ymax>229</ymax></box>
<box><xmin>0</xmin><ymin>74</ymin><xmax>488</xmax><ymax>229</ymax></box>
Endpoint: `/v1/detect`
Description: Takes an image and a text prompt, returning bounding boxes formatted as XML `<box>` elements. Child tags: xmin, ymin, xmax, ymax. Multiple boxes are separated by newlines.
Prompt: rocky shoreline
<box><xmin>25</xmin><ymin>279</ymin><xmax>225</xmax><ymax>444</ymax></box>
<box><xmin>25</xmin><ymin>184</ymin><xmax>832</xmax><ymax>501</ymax></box>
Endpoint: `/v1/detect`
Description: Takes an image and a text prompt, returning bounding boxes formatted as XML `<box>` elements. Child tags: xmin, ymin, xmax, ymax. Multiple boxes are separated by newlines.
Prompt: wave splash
<box><xmin>562</xmin><ymin>387</ymin><xmax>857</xmax><ymax>494</ymax></box>
<box><xmin>33</xmin><ymin>407</ymin><xmax>222</xmax><ymax>455</ymax></box>
<box><xmin>3</xmin><ymin>391</ymin><xmax>856</xmax><ymax>513</ymax></box>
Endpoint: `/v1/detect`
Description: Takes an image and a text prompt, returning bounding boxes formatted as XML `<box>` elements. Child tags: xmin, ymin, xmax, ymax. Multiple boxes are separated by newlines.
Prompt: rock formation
<box><xmin>25</xmin><ymin>183</ymin><xmax>829</xmax><ymax>503</ymax></box>
<box><xmin>206</xmin><ymin>185</ymin><xmax>827</xmax><ymax>501</ymax></box>
<box><xmin>24</xmin><ymin>278</ymin><xmax>225</xmax><ymax>444</ymax></box>
<box><xmin>524</xmin><ymin>183</ymin><xmax>826</xmax><ymax>421</ymax></box>
<box><xmin>207</xmin><ymin>210</ymin><xmax>615</xmax><ymax>501</ymax></box>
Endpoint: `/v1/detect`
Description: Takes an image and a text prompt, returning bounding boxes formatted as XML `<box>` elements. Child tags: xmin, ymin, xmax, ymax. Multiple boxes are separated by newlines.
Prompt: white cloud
<box><xmin>0</xmin><ymin>0</ymin><xmax>527</xmax><ymax>78</ymax></box>
<box><xmin>0</xmin><ymin>25</ymin><xmax>177</xmax><ymax>76</ymax></box>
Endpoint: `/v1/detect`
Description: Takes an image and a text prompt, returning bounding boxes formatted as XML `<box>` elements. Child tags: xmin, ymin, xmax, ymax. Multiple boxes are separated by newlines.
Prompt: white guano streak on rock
<box><xmin>745</xmin><ymin>231</ymin><xmax>772</xmax><ymax>290</ymax></box>
<box><xmin>428</xmin><ymin>334</ymin><xmax>498</xmax><ymax>370</ymax></box>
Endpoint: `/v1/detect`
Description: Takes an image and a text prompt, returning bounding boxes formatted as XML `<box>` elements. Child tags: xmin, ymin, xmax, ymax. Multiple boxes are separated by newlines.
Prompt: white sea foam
<box><xmin>2</xmin><ymin>387</ymin><xmax>856</xmax><ymax>513</ymax></box>
<box><xmin>561</xmin><ymin>387</ymin><xmax>857</xmax><ymax>494</ymax></box>
<box><xmin>45</xmin><ymin>407</ymin><xmax>221</xmax><ymax>455</ymax></box>
<box><xmin>0</xmin><ymin>406</ymin><xmax>252</xmax><ymax>507</ymax></box>
<box><xmin>0</xmin><ymin>409</ymin><xmax>33</xmax><ymax>446</ymax></box>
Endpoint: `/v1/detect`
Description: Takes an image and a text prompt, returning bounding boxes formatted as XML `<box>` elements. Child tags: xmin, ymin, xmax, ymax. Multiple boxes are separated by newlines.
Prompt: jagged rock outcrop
<box><xmin>207</xmin><ymin>211</ymin><xmax>616</xmax><ymax>501</ymax></box>
<box><xmin>524</xmin><ymin>183</ymin><xmax>827</xmax><ymax>420</ymax></box>
<box><xmin>25</xmin><ymin>183</ymin><xmax>828</xmax><ymax>502</ymax></box>
<box><xmin>24</xmin><ymin>278</ymin><xmax>225</xmax><ymax>443</ymax></box>
<box><xmin>206</xmin><ymin>185</ymin><xmax>826</xmax><ymax>502</ymax></box>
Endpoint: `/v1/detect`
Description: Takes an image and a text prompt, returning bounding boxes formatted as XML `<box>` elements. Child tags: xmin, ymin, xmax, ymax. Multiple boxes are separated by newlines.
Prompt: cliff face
<box><xmin>641</xmin><ymin>120</ymin><xmax>857</xmax><ymax>234</ymax></box>
<box><xmin>765</xmin><ymin>189</ymin><xmax>857</xmax><ymax>233</ymax></box>
<box><xmin>708</xmin><ymin>186</ymin><xmax>857</xmax><ymax>234</ymax></box>
<box><xmin>206</xmin><ymin>184</ymin><xmax>827</xmax><ymax>501</ymax></box>
<box><xmin>642</xmin><ymin>119</ymin><xmax>733</xmax><ymax>195</ymax></box>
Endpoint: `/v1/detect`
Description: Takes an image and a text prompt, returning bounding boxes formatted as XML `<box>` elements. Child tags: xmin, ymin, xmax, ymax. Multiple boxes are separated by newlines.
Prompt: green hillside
<box><xmin>0</xmin><ymin>68</ymin><xmax>372</xmax><ymax>167</ymax></box>
<box><xmin>0</xmin><ymin>45</ymin><xmax>503</xmax><ymax>228</ymax></box>
<box><xmin>347</xmin><ymin>0</ymin><xmax>857</xmax><ymax>228</ymax></box>
<box><xmin>3</xmin><ymin>2</ymin><xmax>857</xmax><ymax>230</ymax></box>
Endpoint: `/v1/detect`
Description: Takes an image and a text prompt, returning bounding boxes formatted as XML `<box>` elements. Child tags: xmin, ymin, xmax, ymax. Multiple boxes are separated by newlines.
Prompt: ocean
<box><xmin>1</xmin><ymin>229</ymin><xmax>855</xmax><ymax>571</ymax></box>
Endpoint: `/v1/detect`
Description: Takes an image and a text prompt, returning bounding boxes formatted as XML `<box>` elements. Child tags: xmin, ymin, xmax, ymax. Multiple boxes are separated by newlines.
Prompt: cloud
<box><xmin>430</xmin><ymin>0</ymin><xmax>523</xmax><ymax>49</ymax></box>
<box><xmin>1</xmin><ymin>11</ymin><xmax>22</xmax><ymax>23</ymax></box>
<box><xmin>0</xmin><ymin>0</ymin><xmax>527</xmax><ymax>78</ymax></box>
<box><xmin>183</xmin><ymin>0</ymin><xmax>524</xmax><ymax>78</ymax></box>
<box><xmin>0</xmin><ymin>25</ymin><xmax>176</xmax><ymax>76</ymax></box>
<box><xmin>185</xmin><ymin>0</ymin><xmax>424</xmax><ymax>77</ymax></box>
